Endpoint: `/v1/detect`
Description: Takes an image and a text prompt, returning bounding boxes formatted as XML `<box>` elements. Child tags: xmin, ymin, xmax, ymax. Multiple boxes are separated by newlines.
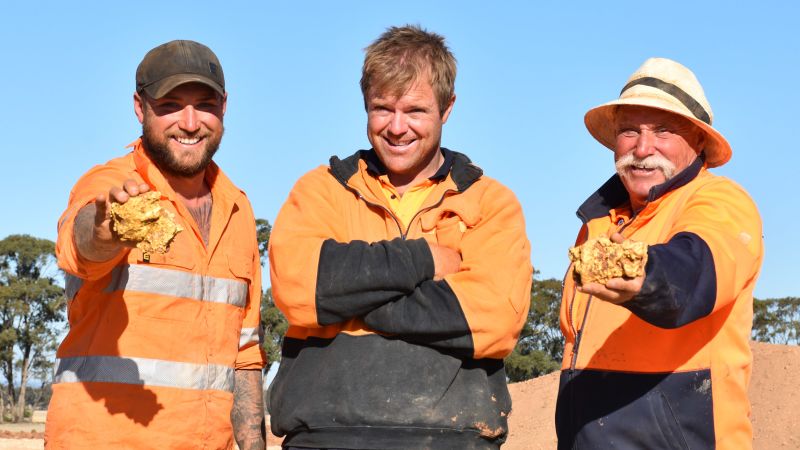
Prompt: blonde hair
<box><xmin>360</xmin><ymin>25</ymin><xmax>456</xmax><ymax>116</ymax></box>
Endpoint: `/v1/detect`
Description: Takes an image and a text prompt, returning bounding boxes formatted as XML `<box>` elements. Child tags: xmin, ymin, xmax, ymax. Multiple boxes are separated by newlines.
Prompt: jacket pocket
<box><xmin>421</xmin><ymin>212</ymin><xmax>467</xmax><ymax>249</ymax></box>
<box><xmin>646</xmin><ymin>389</ymin><xmax>690</xmax><ymax>450</ymax></box>
<box><xmin>226</xmin><ymin>251</ymin><xmax>253</xmax><ymax>282</ymax></box>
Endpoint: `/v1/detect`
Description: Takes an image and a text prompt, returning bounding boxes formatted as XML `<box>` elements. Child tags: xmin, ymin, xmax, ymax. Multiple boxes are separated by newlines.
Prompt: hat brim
<box><xmin>584</xmin><ymin>96</ymin><xmax>732</xmax><ymax>168</ymax></box>
<box><xmin>141</xmin><ymin>74</ymin><xmax>225</xmax><ymax>99</ymax></box>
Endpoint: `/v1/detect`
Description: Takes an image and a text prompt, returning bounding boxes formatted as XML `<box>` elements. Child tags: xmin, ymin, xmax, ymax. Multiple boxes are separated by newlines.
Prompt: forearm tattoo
<box><xmin>232</xmin><ymin>369</ymin><xmax>266</xmax><ymax>450</ymax></box>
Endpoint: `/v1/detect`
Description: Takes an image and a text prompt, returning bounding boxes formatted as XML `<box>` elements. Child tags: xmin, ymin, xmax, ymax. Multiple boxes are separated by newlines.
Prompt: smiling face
<box><xmin>366</xmin><ymin>75</ymin><xmax>455</xmax><ymax>192</ymax></box>
<box><xmin>134</xmin><ymin>82</ymin><xmax>226</xmax><ymax>178</ymax></box>
<box><xmin>614</xmin><ymin>105</ymin><xmax>705</xmax><ymax>210</ymax></box>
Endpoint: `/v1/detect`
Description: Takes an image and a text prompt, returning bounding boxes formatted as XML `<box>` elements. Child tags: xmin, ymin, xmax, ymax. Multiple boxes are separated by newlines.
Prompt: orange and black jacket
<box><xmin>556</xmin><ymin>157</ymin><xmax>763</xmax><ymax>449</ymax></box>
<box><xmin>268</xmin><ymin>149</ymin><xmax>532</xmax><ymax>449</ymax></box>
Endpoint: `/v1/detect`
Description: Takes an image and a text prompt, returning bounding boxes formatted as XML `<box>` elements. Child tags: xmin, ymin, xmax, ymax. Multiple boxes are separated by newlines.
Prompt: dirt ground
<box><xmin>2</xmin><ymin>341</ymin><xmax>797</xmax><ymax>449</ymax></box>
<box><xmin>504</xmin><ymin>341</ymin><xmax>800</xmax><ymax>450</ymax></box>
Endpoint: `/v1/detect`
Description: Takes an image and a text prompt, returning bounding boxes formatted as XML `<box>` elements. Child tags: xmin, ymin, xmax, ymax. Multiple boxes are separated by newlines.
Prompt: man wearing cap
<box><xmin>555</xmin><ymin>57</ymin><xmax>763</xmax><ymax>449</ymax></box>
<box><xmin>46</xmin><ymin>40</ymin><xmax>267</xmax><ymax>449</ymax></box>
<box><xmin>267</xmin><ymin>25</ymin><xmax>532</xmax><ymax>449</ymax></box>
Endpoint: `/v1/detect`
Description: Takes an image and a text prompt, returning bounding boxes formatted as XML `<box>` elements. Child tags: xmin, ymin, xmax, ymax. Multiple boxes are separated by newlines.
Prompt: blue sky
<box><xmin>1</xmin><ymin>1</ymin><xmax>797</xmax><ymax>299</ymax></box>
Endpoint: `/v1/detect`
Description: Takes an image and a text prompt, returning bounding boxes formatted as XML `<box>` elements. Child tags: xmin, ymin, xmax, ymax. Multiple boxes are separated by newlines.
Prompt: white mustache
<box><xmin>615</xmin><ymin>153</ymin><xmax>676</xmax><ymax>180</ymax></box>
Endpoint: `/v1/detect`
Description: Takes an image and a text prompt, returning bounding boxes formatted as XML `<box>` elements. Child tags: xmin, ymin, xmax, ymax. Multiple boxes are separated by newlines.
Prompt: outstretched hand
<box><xmin>74</xmin><ymin>180</ymin><xmax>151</xmax><ymax>262</ymax></box>
<box><xmin>576</xmin><ymin>233</ymin><xmax>645</xmax><ymax>305</ymax></box>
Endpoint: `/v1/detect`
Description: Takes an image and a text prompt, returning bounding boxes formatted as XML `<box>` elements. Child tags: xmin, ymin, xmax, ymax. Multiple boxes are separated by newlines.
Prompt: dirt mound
<box><xmin>505</xmin><ymin>341</ymin><xmax>800</xmax><ymax>449</ymax></box>
<box><xmin>0</xmin><ymin>430</ymin><xmax>43</xmax><ymax>440</ymax></box>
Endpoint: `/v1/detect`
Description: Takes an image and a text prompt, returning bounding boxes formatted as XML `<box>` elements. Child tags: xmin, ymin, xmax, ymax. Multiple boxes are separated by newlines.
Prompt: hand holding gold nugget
<box><xmin>109</xmin><ymin>191</ymin><xmax>182</xmax><ymax>254</ymax></box>
<box><xmin>568</xmin><ymin>236</ymin><xmax>648</xmax><ymax>285</ymax></box>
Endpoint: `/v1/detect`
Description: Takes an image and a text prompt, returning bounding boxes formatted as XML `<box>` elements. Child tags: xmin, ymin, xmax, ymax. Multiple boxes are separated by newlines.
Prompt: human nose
<box><xmin>177</xmin><ymin>106</ymin><xmax>200</xmax><ymax>132</ymax></box>
<box><xmin>387</xmin><ymin>112</ymin><xmax>408</xmax><ymax>136</ymax></box>
<box><xmin>633</xmin><ymin>130</ymin><xmax>655</xmax><ymax>158</ymax></box>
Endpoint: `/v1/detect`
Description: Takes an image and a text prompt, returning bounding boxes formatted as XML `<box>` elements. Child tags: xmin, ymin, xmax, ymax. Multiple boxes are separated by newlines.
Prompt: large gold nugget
<box><xmin>109</xmin><ymin>191</ymin><xmax>182</xmax><ymax>254</ymax></box>
<box><xmin>568</xmin><ymin>237</ymin><xmax>648</xmax><ymax>285</ymax></box>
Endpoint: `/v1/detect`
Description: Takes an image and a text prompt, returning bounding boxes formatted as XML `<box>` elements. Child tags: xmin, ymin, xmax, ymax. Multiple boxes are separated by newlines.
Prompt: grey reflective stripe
<box><xmin>54</xmin><ymin>356</ymin><xmax>234</xmax><ymax>392</ymax></box>
<box><xmin>64</xmin><ymin>274</ymin><xmax>84</xmax><ymax>301</ymax></box>
<box><xmin>104</xmin><ymin>264</ymin><xmax>247</xmax><ymax>307</ymax></box>
<box><xmin>239</xmin><ymin>327</ymin><xmax>262</xmax><ymax>348</ymax></box>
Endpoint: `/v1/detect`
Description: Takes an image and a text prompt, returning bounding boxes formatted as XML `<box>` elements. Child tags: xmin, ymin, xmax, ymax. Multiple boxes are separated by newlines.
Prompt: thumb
<box><xmin>94</xmin><ymin>194</ymin><xmax>110</xmax><ymax>226</ymax></box>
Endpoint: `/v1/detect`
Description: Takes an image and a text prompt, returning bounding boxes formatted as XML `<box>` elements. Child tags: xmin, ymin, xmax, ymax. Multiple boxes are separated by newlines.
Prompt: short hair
<box><xmin>360</xmin><ymin>25</ymin><xmax>457</xmax><ymax>116</ymax></box>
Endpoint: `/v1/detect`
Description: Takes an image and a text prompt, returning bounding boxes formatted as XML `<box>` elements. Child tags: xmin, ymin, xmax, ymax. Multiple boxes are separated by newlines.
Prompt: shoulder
<box><xmin>291</xmin><ymin>164</ymin><xmax>340</xmax><ymax>191</ymax></box>
<box><xmin>470</xmin><ymin>175</ymin><xmax>523</xmax><ymax>206</ymax></box>
<box><xmin>690</xmin><ymin>170</ymin><xmax>759</xmax><ymax>211</ymax></box>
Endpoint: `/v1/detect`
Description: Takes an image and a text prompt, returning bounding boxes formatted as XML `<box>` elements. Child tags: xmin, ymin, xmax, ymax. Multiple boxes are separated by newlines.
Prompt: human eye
<box><xmin>196</xmin><ymin>101</ymin><xmax>218</xmax><ymax>112</ymax></box>
<box><xmin>370</xmin><ymin>105</ymin><xmax>390</xmax><ymax>115</ymax></box>
<box><xmin>655</xmin><ymin>127</ymin><xmax>672</xmax><ymax>138</ymax></box>
<box><xmin>618</xmin><ymin>128</ymin><xmax>638</xmax><ymax>138</ymax></box>
<box><xmin>152</xmin><ymin>101</ymin><xmax>181</xmax><ymax>115</ymax></box>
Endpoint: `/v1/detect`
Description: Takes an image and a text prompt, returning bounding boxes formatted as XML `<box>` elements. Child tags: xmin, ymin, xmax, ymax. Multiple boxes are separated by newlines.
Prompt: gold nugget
<box><xmin>110</xmin><ymin>191</ymin><xmax>182</xmax><ymax>254</ymax></box>
<box><xmin>568</xmin><ymin>237</ymin><xmax>647</xmax><ymax>285</ymax></box>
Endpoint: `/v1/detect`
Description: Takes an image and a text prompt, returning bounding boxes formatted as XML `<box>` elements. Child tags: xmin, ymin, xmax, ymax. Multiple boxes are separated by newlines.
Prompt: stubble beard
<box><xmin>141</xmin><ymin>121</ymin><xmax>223</xmax><ymax>178</ymax></box>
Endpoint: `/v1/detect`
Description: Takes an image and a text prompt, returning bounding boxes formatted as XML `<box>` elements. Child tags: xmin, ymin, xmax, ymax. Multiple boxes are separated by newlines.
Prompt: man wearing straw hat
<box><xmin>555</xmin><ymin>58</ymin><xmax>763</xmax><ymax>449</ymax></box>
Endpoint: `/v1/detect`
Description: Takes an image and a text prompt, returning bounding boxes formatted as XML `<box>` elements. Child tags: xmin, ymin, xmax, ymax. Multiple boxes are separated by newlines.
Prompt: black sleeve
<box><xmin>623</xmin><ymin>231</ymin><xmax>717</xmax><ymax>329</ymax></box>
<box><xmin>315</xmin><ymin>237</ymin><xmax>435</xmax><ymax>325</ymax></box>
<box><xmin>362</xmin><ymin>279</ymin><xmax>474</xmax><ymax>359</ymax></box>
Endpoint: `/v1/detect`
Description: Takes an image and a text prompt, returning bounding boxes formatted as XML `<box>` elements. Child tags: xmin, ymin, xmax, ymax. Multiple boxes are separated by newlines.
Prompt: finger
<box><xmin>577</xmin><ymin>282</ymin><xmax>620</xmax><ymax>302</ymax></box>
<box><xmin>109</xmin><ymin>186</ymin><xmax>130</xmax><ymax>204</ymax></box>
<box><xmin>578</xmin><ymin>283</ymin><xmax>604</xmax><ymax>295</ymax></box>
<box><xmin>605</xmin><ymin>276</ymin><xmax>644</xmax><ymax>292</ymax></box>
<box><xmin>94</xmin><ymin>194</ymin><xmax>109</xmax><ymax>225</ymax></box>
<box><xmin>138</xmin><ymin>183</ymin><xmax>150</xmax><ymax>194</ymax></box>
<box><xmin>610</xmin><ymin>232</ymin><xmax>625</xmax><ymax>244</ymax></box>
<box><xmin>122</xmin><ymin>179</ymin><xmax>142</xmax><ymax>196</ymax></box>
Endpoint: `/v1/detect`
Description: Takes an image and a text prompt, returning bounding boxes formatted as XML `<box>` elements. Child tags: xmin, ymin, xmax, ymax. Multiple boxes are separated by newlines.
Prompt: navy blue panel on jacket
<box><xmin>556</xmin><ymin>369</ymin><xmax>715</xmax><ymax>449</ymax></box>
<box><xmin>625</xmin><ymin>231</ymin><xmax>717</xmax><ymax>329</ymax></box>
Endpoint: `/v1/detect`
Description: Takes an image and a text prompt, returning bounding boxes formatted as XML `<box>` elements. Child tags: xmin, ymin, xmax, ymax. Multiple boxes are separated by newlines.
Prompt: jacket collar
<box><xmin>576</xmin><ymin>154</ymin><xmax>705</xmax><ymax>223</ymax></box>
<box><xmin>329</xmin><ymin>148</ymin><xmax>483</xmax><ymax>192</ymax></box>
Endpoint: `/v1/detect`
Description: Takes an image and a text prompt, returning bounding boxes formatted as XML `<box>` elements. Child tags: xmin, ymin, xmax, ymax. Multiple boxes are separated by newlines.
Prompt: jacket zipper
<box><xmin>568</xmin><ymin>215</ymin><xmax>634</xmax><ymax>370</ymax></box>
<box><xmin>568</xmin><ymin>209</ymin><xmax>638</xmax><ymax>370</ymax></box>
<box><xmin>342</xmin><ymin>184</ymin><xmax>458</xmax><ymax>239</ymax></box>
<box><xmin>564</xmin><ymin>263</ymin><xmax>593</xmax><ymax>372</ymax></box>
<box><xmin>570</xmin><ymin>295</ymin><xmax>593</xmax><ymax>371</ymax></box>
<box><xmin>401</xmin><ymin>189</ymin><xmax>458</xmax><ymax>238</ymax></box>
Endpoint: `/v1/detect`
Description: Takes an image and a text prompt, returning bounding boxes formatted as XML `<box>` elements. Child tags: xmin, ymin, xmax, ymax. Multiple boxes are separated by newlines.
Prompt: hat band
<box><xmin>620</xmin><ymin>77</ymin><xmax>711</xmax><ymax>125</ymax></box>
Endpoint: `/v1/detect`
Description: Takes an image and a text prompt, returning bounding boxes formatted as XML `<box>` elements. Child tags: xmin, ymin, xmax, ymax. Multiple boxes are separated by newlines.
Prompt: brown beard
<box><xmin>141</xmin><ymin>121</ymin><xmax>223</xmax><ymax>177</ymax></box>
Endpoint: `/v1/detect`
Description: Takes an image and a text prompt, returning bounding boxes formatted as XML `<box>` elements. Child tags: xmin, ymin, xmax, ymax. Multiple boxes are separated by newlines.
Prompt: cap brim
<box><xmin>142</xmin><ymin>74</ymin><xmax>225</xmax><ymax>99</ymax></box>
<box><xmin>584</xmin><ymin>97</ymin><xmax>732</xmax><ymax>168</ymax></box>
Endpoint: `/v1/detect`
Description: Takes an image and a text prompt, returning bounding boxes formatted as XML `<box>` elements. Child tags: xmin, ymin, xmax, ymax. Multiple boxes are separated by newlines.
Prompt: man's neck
<box><xmin>166</xmin><ymin>172</ymin><xmax>211</xmax><ymax>207</ymax></box>
<box><xmin>389</xmin><ymin>150</ymin><xmax>444</xmax><ymax>196</ymax></box>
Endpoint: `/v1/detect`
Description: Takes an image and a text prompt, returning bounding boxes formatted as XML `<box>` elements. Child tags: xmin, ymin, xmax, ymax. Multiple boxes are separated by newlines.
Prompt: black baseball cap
<box><xmin>135</xmin><ymin>40</ymin><xmax>225</xmax><ymax>99</ymax></box>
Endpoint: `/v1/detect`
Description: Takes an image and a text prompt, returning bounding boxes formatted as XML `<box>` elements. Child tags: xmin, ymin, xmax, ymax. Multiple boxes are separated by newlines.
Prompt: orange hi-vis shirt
<box><xmin>46</xmin><ymin>139</ymin><xmax>266</xmax><ymax>449</ymax></box>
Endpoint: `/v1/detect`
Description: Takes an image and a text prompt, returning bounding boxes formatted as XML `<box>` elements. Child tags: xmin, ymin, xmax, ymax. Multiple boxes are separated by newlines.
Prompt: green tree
<box><xmin>0</xmin><ymin>235</ymin><xmax>65</xmax><ymax>422</ymax></box>
<box><xmin>752</xmin><ymin>297</ymin><xmax>800</xmax><ymax>345</ymax></box>
<box><xmin>256</xmin><ymin>219</ymin><xmax>271</xmax><ymax>266</ymax></box>
<box><xmin>255</xmin><ymin>219</ymin><xmax>288</xmax><ymax>372</ymax></box>
<box><xmin>504</xmin><ymin>274</ymin><xmax>564</xmax><ymax>382</ymax></box>
<box><xmin>261</xmin><ymin>288</ymin><xmax>288</xmax><ymax>372</ymax></box>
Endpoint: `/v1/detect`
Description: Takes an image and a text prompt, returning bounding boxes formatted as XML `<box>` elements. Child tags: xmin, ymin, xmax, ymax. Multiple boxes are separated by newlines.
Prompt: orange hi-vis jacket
<box><xmin>556</xmin><ymin>158</ymin><xmax>763</xmax><ymax>450</ymax></box>
<box><xmin>268</xmin><ymin>149</ymin><xmax>532</xmax><ymax>449</ymax></box>
<box><xmin>46</xmin><ymin>139</ymin><xmax>265</xmax><ymax>449</ymax></box>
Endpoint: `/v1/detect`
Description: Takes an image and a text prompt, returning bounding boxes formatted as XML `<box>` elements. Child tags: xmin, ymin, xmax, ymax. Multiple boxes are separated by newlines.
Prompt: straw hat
<box><xmin>584</xmin><ymin>57</ymin><xmax>731</xmax><ymax>168</ymax></box>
